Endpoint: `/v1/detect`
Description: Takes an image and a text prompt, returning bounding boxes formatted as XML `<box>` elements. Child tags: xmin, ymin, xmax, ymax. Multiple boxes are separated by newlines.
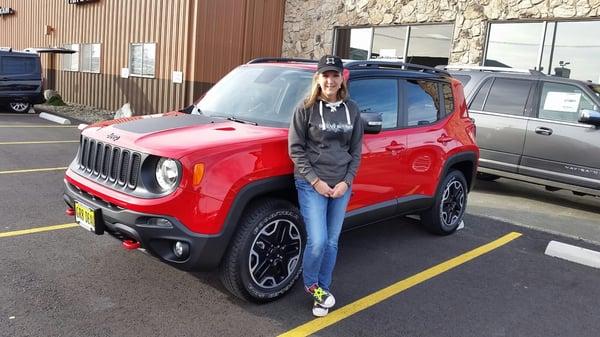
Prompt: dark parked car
<box><xmin>0</xmin><ymin>49</ymin><xmax>44</xmax><ymax>113</ymax></box>
<box><xmin>445</xmin><ymin>65</ymin><xmax>600</xmax><ymax>197</ymax></box>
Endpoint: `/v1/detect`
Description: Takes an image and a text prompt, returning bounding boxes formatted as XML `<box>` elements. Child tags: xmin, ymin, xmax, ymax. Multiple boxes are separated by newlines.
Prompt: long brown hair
<box><xmin>303</xmin><ymin>72</ymin><xmax>348</xmax><ymax>109</ymax></box>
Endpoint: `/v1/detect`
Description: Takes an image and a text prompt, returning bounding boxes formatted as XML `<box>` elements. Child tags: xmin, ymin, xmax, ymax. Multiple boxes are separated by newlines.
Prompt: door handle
<box><xmin>535</xmin><ymin>127</ymin><xmax>553</xmax><ymax>136</ymax></box>
<box><xmin>437</xmin><ymin>134</ymin><xmax>453</xmax><ymax>144</ymax></box>
<box><xmin>385</xmin><ymin>144</ymin><xmax>406</xmax><ymax>151</ymax></box>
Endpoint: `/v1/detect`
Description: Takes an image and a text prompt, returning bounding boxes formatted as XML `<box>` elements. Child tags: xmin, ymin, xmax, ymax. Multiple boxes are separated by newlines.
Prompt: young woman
<box><xmin>288</xmin><ymin>55</ymin><xmax>363</xmax><ymax>317</ymax></box>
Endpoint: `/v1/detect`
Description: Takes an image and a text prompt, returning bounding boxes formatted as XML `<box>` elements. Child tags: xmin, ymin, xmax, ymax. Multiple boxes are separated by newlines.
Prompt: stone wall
<box><xmin>283</xmin><ymin>0</ymin><xmax>600</xmax><ymax>64</ymax></box>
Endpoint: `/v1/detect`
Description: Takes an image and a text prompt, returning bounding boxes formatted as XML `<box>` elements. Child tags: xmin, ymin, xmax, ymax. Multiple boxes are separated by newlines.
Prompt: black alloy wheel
<box><xmin>421</xmin><ymin>170</ymin><xmax>468</xmax><ymax>235</ymax></box>
<box><xmin>220</xmin><ymin>198</ymin><xmax>305</xmax><ymax>302</ymax></box>
<box><xmin>248</xmin><ymin>218</ymin><xmax>302</xmax><ymax>289</ymax></box>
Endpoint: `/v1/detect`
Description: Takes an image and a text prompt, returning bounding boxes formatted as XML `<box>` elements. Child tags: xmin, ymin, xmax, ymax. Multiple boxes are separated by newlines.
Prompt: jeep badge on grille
<box><xmin>107</xmin><ymin>133</ymin><xmax>120</xmax><ymax>141</ymax></box>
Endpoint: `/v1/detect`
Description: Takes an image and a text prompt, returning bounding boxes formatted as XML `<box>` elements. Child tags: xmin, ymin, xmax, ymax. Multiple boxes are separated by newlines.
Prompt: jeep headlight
<box><xmin>155</xmin><ymin>158</ymin><xmax>179</xmax><ymax>192</ymax></box>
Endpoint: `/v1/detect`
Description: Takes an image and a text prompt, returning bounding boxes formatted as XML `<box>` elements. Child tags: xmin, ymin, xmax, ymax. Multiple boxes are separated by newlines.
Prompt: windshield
<box><xmin>193</xmin><ymin>65</ymin><xmax>313</xmax><ymax>127</ymax></box>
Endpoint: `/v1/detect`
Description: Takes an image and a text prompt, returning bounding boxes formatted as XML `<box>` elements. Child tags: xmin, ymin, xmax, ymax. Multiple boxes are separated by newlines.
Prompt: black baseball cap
<box><xmin>317</xmin><ymin>55</ymin><xmax>343</xmax><ymax>74</ymax></box>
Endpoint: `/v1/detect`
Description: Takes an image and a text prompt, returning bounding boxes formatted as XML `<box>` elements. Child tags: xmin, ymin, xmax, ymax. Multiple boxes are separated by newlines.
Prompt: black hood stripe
<box><xmin>113</xmin><ymin>114</ymin><xmax>225</xmax><ymax>133</ymax></box>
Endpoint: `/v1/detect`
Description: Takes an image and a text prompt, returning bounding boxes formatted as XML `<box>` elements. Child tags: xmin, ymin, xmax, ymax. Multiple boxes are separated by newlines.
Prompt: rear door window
<box><xmin>1</xmin><ymin>56</ymin><xmax>37</xmax><ymax>75</ymax></box>
<box><xmin>349</xmin><ymin>78</ymin><xmax>399</xmax><ymax>129</ymax></box>
<box><xmin>406</xmin><ymin>79</ymin><xmax>441</xmax><ymax>126</ymax></box>
<box><xmin>483</xmin><ymin>78</ymin><xmax>533</xmax><ymax>116</ymax></box>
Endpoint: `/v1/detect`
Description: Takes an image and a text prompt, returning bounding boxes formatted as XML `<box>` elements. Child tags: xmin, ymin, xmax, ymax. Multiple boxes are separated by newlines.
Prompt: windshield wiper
<box><xmin>226</xmin><ymin>116</ymin><xmax>258</xmax><ymax>126</ymax></box>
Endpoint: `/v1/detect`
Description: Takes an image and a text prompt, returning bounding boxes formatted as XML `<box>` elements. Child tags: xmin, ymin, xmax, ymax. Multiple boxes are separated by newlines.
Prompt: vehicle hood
<box><xmin>81</xmin><ymin>112</ymin><xmax>288</xmax><ymax>158</ymax></box>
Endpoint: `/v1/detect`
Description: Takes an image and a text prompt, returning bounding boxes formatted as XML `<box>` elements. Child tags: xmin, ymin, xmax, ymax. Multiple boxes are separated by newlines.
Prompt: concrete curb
<box><xmin>544</xmin><ymin>240</ymin><xmax>600</xmax><ymax>269</ymax></box>
<box><xmin>39</xmin><ymin>112</ymin><xmax>71</xmax><ymax>125</ymax></box>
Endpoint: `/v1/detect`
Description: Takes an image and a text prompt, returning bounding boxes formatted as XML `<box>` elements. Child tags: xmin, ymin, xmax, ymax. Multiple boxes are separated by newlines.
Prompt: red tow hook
<box><xmin>66</xmin><ymin>207</ymin><xmax>75</xmax><ymax>216</ymax></box>
<box><xmin>122</xmin><ymin>239</ymin><xmax>141</xmax><ymax>250</ymax></box>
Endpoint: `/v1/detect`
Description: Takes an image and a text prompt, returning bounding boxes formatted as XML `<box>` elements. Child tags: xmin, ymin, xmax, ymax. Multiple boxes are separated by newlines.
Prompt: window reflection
<box><xmin>349</xmin><ymin>79</ymin><xmax>398</xmax><ymax>129</ymax></box>
<box><xmin>406</xmin><ymin>24</ymin><xmax>453</xmax><ymax>67</ymax></box>
<box><xmin>550</xmin><ymin>21</ymin><xmax>600</xmax><ymax>82</ymax></box>
<box><xmin>372</xmin><ymin>26</ymin><xmax>406</xmax><ymax>59</ymax></box>
<box><xmin>485</xmin><ymin>20</ymin><xmax>600</xmax><ymax>82</ymax></box>
<box><xmin>335</xmin><ymin>24</ymin><xmax>454</xmax><ymax>66</ymax></box>
<box><xmin>485</xmin><ymin>22</ymin><xmax>543</xmax><ymax>68</ymax></box>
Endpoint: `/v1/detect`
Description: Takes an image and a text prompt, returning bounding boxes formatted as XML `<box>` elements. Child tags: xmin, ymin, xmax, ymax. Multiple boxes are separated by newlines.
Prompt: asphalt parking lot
<box><xmin>1</xmin><ymin>111</ymin><xmax>599</xmax><ymax>337</ymax></box>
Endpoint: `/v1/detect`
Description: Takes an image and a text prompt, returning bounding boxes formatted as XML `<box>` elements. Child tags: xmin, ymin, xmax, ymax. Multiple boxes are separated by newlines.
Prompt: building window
<box><xmin>129</xmin><ymin>43</ymin><xmax>156</xmax><ymax>77</ymax></box>
<box><xmin>484</xmin><ymin>20</ymin><xmax>600</xmax><ymax>82</ymax></box>
<box><xmin>62</xmin><ymin>44</ymin><xmax>79</xmax><ymax>71</ymax></box>
<box><xmin>80</xmin><ymin>43</ymin><xmax>101</xmax><ymax>73</ymax></box>
<box><xmin>335</xmin><ymin>24</ymin><xmax>454</xmax><ymax>67</ymax></box>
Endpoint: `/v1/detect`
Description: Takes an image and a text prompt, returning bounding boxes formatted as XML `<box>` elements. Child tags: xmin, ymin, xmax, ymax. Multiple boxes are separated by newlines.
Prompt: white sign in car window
<box><xmin>543</xmin><ymin>92</ymin><xmax>581</xmax><ymax>112</ymax></box>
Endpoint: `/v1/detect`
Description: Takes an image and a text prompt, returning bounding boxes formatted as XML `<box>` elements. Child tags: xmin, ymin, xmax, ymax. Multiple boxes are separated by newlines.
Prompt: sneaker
<box><xmin>312</xmin><ymin>301</ymin><xmax>328</xmax><ymax>317</ymax></box>
<box><xmin>305</xmin><ymin>284</ymin><xmax>335</xmax><ymax>308</ymax></box>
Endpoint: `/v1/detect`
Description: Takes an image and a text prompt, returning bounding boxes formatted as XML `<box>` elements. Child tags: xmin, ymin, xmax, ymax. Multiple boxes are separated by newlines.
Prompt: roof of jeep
<box><xmin>245</xmin><ymin>58</ymin><xmax>452</xmax><ymax>80</ymax></box>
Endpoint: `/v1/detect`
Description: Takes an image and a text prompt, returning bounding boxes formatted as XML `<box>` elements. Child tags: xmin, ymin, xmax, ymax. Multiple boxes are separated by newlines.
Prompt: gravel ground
<box><xmin>33</xmin><ymin>103</ymin><xmax>115</xmax><ymax>124</ymax></box>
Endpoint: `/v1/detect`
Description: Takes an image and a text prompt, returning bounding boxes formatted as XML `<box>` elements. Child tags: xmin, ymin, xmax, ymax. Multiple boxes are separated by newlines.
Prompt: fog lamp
<box><xmin>173</xmin><ymin>241</ymin><xmax>190</xmax><ymax>259</ymax></box>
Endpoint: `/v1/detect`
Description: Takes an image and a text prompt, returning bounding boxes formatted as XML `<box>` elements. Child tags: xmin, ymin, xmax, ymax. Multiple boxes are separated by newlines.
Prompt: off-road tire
<box><xmin>219</xmin><ymin>198</ymin><xmax>305</xmax><ymax>303</ymax></box>
<box><xmin>421</xmin><ymin>170</ymin><xmax>468</xmax><ymax>235</ymax></box>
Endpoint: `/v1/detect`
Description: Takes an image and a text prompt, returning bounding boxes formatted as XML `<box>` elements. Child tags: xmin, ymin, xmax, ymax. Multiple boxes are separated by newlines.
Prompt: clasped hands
<box><xmin>312</xmin><ymin>179</ymin><xmax>348</xmax><ymax>198</ymax></box>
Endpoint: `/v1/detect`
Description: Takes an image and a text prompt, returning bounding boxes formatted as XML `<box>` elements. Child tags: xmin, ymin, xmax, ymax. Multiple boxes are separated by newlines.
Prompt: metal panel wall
<box><xmin>189</xmin><ymin>0</ymin><xmax>286</xmax><ymax>99</ymax></box>
<box><xmin>0</xmin><ymin>0</ymin><xmax>285</xmax><ymax>114</ymax></box>
<box><xmin>0</xmin><ymin>0</ymin><xmax>191</xmax><ymax>114</ymax></box>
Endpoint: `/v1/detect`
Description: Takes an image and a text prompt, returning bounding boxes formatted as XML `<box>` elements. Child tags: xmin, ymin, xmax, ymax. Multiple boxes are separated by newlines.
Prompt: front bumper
<box><xmin>63</xmin><ymin>179</ymin><xmax>227</xmax><ymax>271</ymax></box>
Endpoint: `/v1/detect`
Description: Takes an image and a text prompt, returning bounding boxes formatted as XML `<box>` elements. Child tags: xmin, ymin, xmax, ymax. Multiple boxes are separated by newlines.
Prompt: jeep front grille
<box><xmin>77</xmin><ymin>136</ymin><xmax>141</xmax><ymax>189</ymax></box>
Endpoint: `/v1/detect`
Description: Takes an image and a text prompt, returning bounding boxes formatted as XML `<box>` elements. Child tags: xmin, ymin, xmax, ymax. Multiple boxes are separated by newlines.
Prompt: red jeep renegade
<box><xmin>63</xmin><ymin>59</ymin><xmax>478</xmax><ymax>302</ymax></box>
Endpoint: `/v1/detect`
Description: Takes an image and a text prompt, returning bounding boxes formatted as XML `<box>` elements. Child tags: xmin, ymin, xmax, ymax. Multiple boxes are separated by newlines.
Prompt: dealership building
<box><xmin>1</xmin><ymin>0</ymin><xmax>599</xmax><ymax>114</ymax></box>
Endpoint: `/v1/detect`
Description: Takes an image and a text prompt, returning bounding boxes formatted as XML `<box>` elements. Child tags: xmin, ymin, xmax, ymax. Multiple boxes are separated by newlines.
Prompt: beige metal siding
<box><xmin>0</xmin><ymin>0</ymin><xmax>285</xmax><ymax>114</ymax></box>
<box><xmin>0</xmin><ymin>0</ymin><xmax>191</xmax><ymax>114</ymax></box>
<box><xmin>190</xmin><ymin>0</ymin><xmax>285</xmax><ymax>99</ymax></box>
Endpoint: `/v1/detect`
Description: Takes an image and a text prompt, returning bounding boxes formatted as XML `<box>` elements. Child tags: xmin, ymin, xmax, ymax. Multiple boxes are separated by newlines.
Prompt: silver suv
<box><xmin>444</xmin><ymin>65</ymin><xmax>600</xmax><ymax>197</ymax></box>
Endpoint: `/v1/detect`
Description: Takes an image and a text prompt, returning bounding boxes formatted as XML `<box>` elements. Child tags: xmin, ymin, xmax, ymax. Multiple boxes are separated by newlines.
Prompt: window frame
<box><xmin>79</xmin><ymin>43</ymin><xmax>101</xmax><ymax>74</ymax></box>
<box><xmin>129</xmin><ymin>42</ymin><xmax>156</xmax><ymax>78</ymax></box>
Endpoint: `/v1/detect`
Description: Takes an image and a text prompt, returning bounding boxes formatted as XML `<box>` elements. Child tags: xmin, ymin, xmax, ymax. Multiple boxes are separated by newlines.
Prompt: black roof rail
<box><xmin>247</xmin><ymin>57</ymin><xmax>318</xmax><ymax>64</ymax></box>
<box><xmin>440</xmin><ymin>64</ymin><xmax>547</xmax><ymax>76</ymax></box>
<box><xmin>344</xmin><ymin>60</ymin><xmax>450</xmax><ymax>76</ymax></box>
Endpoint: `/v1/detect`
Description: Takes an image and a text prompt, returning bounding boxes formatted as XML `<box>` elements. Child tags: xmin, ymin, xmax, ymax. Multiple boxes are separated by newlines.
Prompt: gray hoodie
<box><xmin>288</xmin><ymin>99</ymin><xmax>363</xmax><ymax>187</ymax></box>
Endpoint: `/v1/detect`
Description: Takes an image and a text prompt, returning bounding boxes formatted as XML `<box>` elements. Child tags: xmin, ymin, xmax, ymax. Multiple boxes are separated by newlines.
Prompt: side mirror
<box><xmin>578</xmin><ymin>109</ymin><xmax>600</xmax><ymax>127</ymax></box>
<box><xmin>361</xmin><ymin>113</ymin><xmax>383</xmax><ymax>134</ymax></box>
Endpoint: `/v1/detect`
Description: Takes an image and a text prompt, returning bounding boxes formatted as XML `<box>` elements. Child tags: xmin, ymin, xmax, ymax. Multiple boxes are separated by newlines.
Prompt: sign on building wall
<box><xmin>68</xmin><ymin>0</ymin><xmax>100</xmax><ymax>4</ymax></box>
<box><xmin>0</xmin><ymin>7</ymin><xmax>15</xmax><ymax>15</ymax></box>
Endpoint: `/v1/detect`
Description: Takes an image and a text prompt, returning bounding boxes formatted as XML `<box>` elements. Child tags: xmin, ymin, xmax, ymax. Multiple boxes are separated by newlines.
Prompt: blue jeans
<box><xmin>295</xmin><ymin>178</ymin><xmax>352</xmax><ymax>291</ymax></box>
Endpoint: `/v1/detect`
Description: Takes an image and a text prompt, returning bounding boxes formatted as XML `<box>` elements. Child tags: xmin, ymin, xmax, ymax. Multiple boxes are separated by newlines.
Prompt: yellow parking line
<box><xmin>0</xmin><ymin>125</ymin><xmax>77</xmax><ymax>128</ymax></box>
<box><xmin>278</xmin><ymin>231</ymin><xmax>523</xmax><ymax>337</ymax></box>
<box><xmin>0</xmin><ymin>167</ymin><xmax>68</xmax><ymax>175</ymax></box>
<box><xmin>0</xmin><ymin>140</ymin><xmax>78</xmax><ymax>145</ymax></box>
<box><xmin>0</xmin><ymin>223</ymin><xmax>78</xmax><ymax>238</ymax></box>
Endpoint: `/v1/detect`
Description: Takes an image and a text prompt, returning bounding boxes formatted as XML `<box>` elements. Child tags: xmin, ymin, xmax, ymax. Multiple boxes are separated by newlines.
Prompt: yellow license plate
<box><xmin>75</xmin><ymin>201</ymin><xmax>96</xmax><ymax>232</ymax></box>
